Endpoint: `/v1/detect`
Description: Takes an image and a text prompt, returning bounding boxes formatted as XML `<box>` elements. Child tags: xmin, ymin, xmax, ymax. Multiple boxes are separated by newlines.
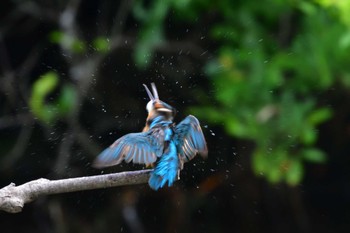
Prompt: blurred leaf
<box><xmin>302</xmin><ymin>148</ymin><xmax>327</xmax><ymax>163</ymax></box>
<box><xmin>298</xmin><ymin>1</ymin><xmax>317</xmax><ymax>15</ymax></box>
<box><xmin>252</xmin><ymin>149</ymin><xmax>267</xmax><ymax>175</ymax></box>
<box><xmin>133</xmin><ymin>0</ymin><xmax>171</xmax><ymax>68</ymax></box>
<box><xmin>269</xmin><ymin>150</ymin><xmax>288</xmax><ymax>184</ymax></box>
<box><xmin>267</xmin><ymin>165</ymin><xmax>283</xmax><ymax>184</ymax></box>
<box><xmin>49</xmin><ymin>30</ymin><xmax>86</xmax><ymax>53</ymax></box>
<box><xmin>134</xmin><ymin>25</ymin><xmax>163</xmax><ymax>67</ymax></box>
<box><xmin>307</xmin><ymin>107</ymin><xmax>332</xmax><ymax>125</ymax></box>
<box><xmin>316</xmin><ymin>0</ymin><xmax>350</xmax><ymax>26</ymax></box>
<box><xmin>285</xmin><ymin>159</ymin><xmax>303</xmax><ymax>186</ymax></box>
<box><xmin>57</xmin><ymin>84</ymin><xmax>77</xmax><ymax>116</ymax></box>
<box><xmin>300</xmin><ymin>126</ymin><xmax>317</xmax><ymax>145</ymax></box>
<box><xmin>49</xmin><ymin>30</ymin><xmax>63</xmax><ymax>43</ymax></box>
<box><xmin>30</xmin><ymin>72</ymin><xmax>77</xmax><ymax>125</ymax></box>
<box><xmin>339</xmin><ymin>31</ymin><xmax>350</xmax><ymax>49</ymax></box>
<box><xmin>34</xmin><ymin>72</ymin><xmax>58</xmax><ymax>96</ymax></box>
<box><xmin>30</xmin><ymin>72</ymin><xmax>59</xmax><ymax>124</ymax></box>
<box><xmin>226</xmin><ymin>117</ymin><xmax>251</xmax><ymax>138</ymax></box>
<box><xmin>340</xmin><ymin>72</ymin><xmax>350</xmax><ymax>88</ymax></box>
<box><xmin>71</xmin><ymin>40</ymin><xmax>86</xmax><ymax>53</ymax></box>
<box><xmin>172</xmin><ymin>0</ymin><xmax>190</xmax><ymax>10</ymax></box>
<box><xmin>93</xmin><ymin>37</ymin><xmax>110</xmax><ymax>53</ymax></box>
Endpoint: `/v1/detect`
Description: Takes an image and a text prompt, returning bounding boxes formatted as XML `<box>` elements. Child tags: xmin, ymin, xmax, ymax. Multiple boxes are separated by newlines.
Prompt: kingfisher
<box><xmin>93</xmin><ymin>83</ymin><xmax>208</xmax><ymax>190</ymax></box>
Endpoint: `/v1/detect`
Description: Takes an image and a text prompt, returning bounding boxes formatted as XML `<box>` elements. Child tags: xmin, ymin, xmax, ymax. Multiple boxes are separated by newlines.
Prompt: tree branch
<box><xmin>0</xmin><ymin>169</ymin><xmax>152</xmax><ymax>214</ymax></box>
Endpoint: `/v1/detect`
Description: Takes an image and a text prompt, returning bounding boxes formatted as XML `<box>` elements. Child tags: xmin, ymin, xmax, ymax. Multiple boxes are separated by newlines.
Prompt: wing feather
<box><xmin>93</xmin><ymin>128</ymin><xmax>165</xmax><ymax>168</ymax></box>
<box><xmin>174</xmin><ymin>115</ymin><xmax>208</xmax><ymax>162</ymax></box>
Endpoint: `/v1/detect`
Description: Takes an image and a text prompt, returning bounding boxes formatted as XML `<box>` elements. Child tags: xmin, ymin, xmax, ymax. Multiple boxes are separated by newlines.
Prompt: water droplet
<box><xmin>209</xmin><ymin>129</ymin><xmax>215</xmax><ymax>136</ymax></box>
<box><xmin>200</xmin><ymin>50</ymin><xmax>208</xmax><ymax>56</ymax></box>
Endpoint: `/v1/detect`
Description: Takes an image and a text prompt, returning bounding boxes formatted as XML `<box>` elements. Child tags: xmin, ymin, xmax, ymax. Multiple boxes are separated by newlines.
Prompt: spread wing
<box><xmin>93</xmin><ymin>128</ymin><xmax>165</xmax><ymax>168</ymax></box>
<box><xmin>174</xmin><ymin>115</ymin><xmax>208</xmax><ymax>162</ymax></box>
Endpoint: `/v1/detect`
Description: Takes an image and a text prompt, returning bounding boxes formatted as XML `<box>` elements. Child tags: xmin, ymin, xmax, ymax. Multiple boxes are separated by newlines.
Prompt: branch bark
<box><xmin>0</xmin><ymin>169</ymin><xmax>152</xmax><ymax>214</ymax></box>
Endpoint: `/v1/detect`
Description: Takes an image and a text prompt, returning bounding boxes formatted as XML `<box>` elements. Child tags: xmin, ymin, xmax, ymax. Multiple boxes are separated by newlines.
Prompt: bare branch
<box><xmin>0</xmin><ymin>169</ymin><xmax>152</xmax><ymax>214</ymax></box>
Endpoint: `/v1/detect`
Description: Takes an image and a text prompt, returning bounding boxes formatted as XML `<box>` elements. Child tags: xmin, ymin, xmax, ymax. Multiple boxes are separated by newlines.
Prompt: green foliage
<box><xmin>30</xmin><ymin>72</ymin><xmax>59</xmax><ymax>124</ymax></box>
<box><xmin>49</xmin><ymin>31</ymin><xmax>86</xmax><ymax>53</ymax></box>
<box><xmin>50</xmin><ymin>31</ymin><xmax>112</xmax><ymax>54</ymax></box>
<box><xmin>188</xmin><ymin>1</ymin><xmax>345</xmax><ymax>185</ymax></box>
<box><xmin>316</xmin><ymin>0</ymin><xmax>350</xmax><ymax>26</ymax></box>
<box><xmin>29</xmin><ymin>72</ymin><xmax>77</xmax><ymax>125</ymax></box>
<box><xmin>92</xmin><ymin>37</ymin><xmax>110</xmax><ymax>53</ymax></box>
<box><xmin>302</xmin><ymin>148</ymin><xmax>327</xmax><ymax>163</ymax></box>
<box><xmin>285</xmin><ymin>158</ymin><xmax>304</xmax><ymax>186</ymax></box>
<box><xmin>133</xmin><ymin>0</ymin><xmax>168</xmax><ymax>67</ymax></box>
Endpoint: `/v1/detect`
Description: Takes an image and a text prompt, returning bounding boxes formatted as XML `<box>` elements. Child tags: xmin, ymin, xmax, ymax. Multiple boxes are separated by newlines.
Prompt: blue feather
<box><xmin>93</xmin><ymin>130</ymin><xmax>164</xmax><ymax>168</ymax></box>
<box><xmin>149</xmin><ymin>141</ymin><xmax>178</xmax><ymax>190</ymax></box>
<box><xmin>174</xmin><ymin>115</ymin><xmax>208</xmax><ymax>162</ymax></box>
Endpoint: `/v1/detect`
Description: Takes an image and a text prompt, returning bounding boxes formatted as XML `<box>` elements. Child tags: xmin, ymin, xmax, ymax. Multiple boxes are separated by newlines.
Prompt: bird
<box><xmin>93</xmin><ymin>83</ymin><xmax>208</xmax><ymax>190</ymax></box>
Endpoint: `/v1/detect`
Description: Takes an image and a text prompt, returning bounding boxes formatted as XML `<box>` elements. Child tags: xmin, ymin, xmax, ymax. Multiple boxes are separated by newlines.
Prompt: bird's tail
<box><xmin>149</xmin><ymin>141</ymin><xmax>178</xmax><ymax>190</ymax></box>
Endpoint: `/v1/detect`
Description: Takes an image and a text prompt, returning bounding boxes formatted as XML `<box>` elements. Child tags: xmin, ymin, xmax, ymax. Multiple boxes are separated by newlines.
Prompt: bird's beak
<box><xmin>143</xmin><ymin>82</ymin><xmax>159</xmax><ymax>101</ymax></box>
<box><xmin>143</xmin><ymin>84</ymin><xmax>154</xmax><ymax>101</ymax></box>
<box><xmin>151</xmin><ymin>83</ymin><xmax>159</xmax><ymax>99</ymax></box>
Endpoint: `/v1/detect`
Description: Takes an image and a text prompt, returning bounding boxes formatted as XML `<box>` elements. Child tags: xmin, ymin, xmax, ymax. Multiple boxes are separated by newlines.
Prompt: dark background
<box><xmin>0</xmin><ymin>0</ymin><xmax>350</xmax><ymax>233</ymax></box>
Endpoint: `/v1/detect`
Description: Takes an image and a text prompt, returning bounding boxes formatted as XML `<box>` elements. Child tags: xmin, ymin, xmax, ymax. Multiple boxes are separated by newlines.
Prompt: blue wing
<box><xmin>93</xmin><ymin>128</ymin><xmax>165</xmax><ymax>168</ymax></box>
<box><xmin>174</xmin><ymin>115</ymin><xmax>208</xmax><ymax>162</ymax></box>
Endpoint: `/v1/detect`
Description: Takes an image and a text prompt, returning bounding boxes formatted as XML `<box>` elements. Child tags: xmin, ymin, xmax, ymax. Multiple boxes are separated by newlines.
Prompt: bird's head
<box><xmin>143</xmin><ymin>83</ymin><xmax>176</xmax><ymax>121</ymax></box>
